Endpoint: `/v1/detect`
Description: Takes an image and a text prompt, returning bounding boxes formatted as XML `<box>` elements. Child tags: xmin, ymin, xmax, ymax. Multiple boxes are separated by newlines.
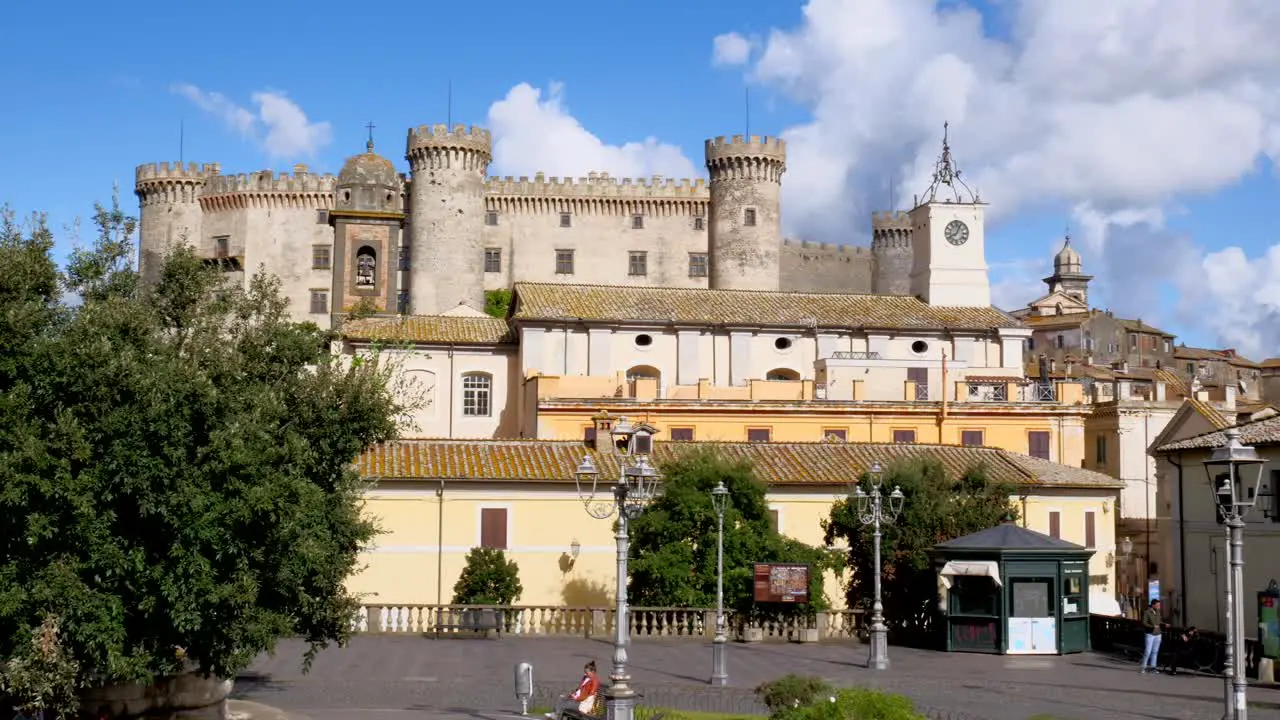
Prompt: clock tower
<box><xmin>907</xmin><ymin>124</ymin><xmax>991</xmax><ymax>307</ymax></box>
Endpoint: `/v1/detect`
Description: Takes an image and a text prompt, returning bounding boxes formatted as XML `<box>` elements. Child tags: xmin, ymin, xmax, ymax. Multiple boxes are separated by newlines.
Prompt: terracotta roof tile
<box><xmin>358</xmin><ymin>439</ymin><xmax>1122</xmax><ymax>489</ymax></box>
<box><xmin>341</xmin><ymin>315</ymin><xmax>515</xmax><ymax>345</ymax></box>
<box><xmin>1155</xmin><ymin>414</ymin><xmax>1280</xmax><ymax>452</ymax></box>
<box><xmin>1114</xmin><ymin>318</ymin><xmax>1175</xmax><ymax>337</ymax></box>
<box><xmin>510</xmin><ymin>283</ymin><xmax>1023</xmax><ymax>332</ymax></box>
<box><xmin>1173</xmin><ymin>346</ymin><xmax>1261</xmax><ymax>368</ymax></box>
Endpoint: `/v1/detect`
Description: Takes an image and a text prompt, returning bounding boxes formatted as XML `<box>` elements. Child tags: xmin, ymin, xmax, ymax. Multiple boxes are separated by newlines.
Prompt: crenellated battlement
<box><xmin>871</xmin><ymin>211</ymin><xmax>911</xmax><ymax>228</ymax></box>
<box><xmin>704</xmin><ymin>134</ymin><xmax>787</xmax><ymax>163</ymax></box>
<box><xmin>406</xmin><ymin>124</ymin><xmax>492</xmax><ymax>153</ymax></box>
<box><xmin>782</xmin><ymin>238</ymin><xmax>871</xmax><ymax>256</ymax></box>
<box><xmin>485</xmin><ymin>171</ymin><xmax>709</xmax><ymax>199</ymax></box>
<box><xmin>199</xmin><ymin>168</ymin><xmax>337</xmax><ymax>211</ymax></box>
<box><xmin>136</xmin><ymin>161</ymin><xmax>222</xmax><ymax>184</ymax></box>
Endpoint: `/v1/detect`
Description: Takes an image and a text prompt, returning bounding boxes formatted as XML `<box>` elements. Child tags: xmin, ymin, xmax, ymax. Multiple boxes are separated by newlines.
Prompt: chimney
<box><xmin>1155</xmin><ymin>381</ymin><xmax>1167</xmax><ymax>402</ymax></box>
<box><xmin>591</xmin><ymin>410</ymin><xmax>614</xmax><ymax>454</ymax></box>
<box><xmin>1116</xmin><ymin>379</ymin><xmax>1132</xmax><ymax>400</ymax></box>
<box><xmin>1224</xmin><ymin>384</ymin><xmax>1237</xmax><ymax>413</ymax></box>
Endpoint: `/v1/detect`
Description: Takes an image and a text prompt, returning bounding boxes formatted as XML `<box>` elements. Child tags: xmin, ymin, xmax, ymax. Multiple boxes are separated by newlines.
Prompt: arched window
<box><xmin>461</xmin><ymin>372</ymin><xmax>492</xmax><ymax>417</ymax></box>
<box><xmin>766</xmin><ymin>368</ymin><xmax>800</xmax><ymax>381</ymax></box>
<box><xmin>1055</xmin><ymin>302</ymin><xmax>1063</xmax><ymax>315</ymax></box>
<box><xmin>356</xmin><ymin>246</ymin><xmax>377</xmax><ymax>287</ymax></box>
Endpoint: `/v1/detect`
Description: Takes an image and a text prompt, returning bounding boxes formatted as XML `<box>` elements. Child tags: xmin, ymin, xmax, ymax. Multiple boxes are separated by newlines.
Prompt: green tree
<box><xmin>452</xmin><ymin>548</ymin><xmax>523</xmax><ymax>605</ymax></box>
<box><xmin>629</xmin><ymin>449</ymin><xmax>838</xmax><ymax>618</ymax></box>
<box><xmin>823</xmin><ymin>457</ymin><xmax>1015</xmax><ymax>642</ymax></box>
<box><xmin>0</xmin><ymin>194</ymin><xmax>405</xmax><ymax>715</ymax></box>
<box><xmin>483</xmin><ymin>288</ymin><xmax>513</xmax><ymax>318</ymax></box>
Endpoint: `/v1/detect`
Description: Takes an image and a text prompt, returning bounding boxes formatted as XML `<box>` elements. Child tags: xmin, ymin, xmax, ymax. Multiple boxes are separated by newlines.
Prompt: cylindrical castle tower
<box><xmin>705</xmin><ymin>134</ymin><xmax>786</xmax><ymax>292</ymax></box>
<box><xmin>134</xmin><ymin>162</ymin><xmax>216</xmax><ymax>284</ymax></box>
<box><xmin>405</xmin><ymin>124</ymin><xmax>492</xmax><ymax>315</ymax></box>
<box><xmin>871</xmin><ymin>211</ymin><xmax>913</xmax><ymax>296</ymax></box>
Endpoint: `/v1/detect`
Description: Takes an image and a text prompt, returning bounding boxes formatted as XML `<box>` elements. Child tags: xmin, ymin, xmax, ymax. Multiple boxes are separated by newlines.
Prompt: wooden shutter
<box><xmin>1084</xmin><ymin>511</ymin><xmax>1096</xmax><ymax>548</ymax></box>
<box><xmin>961</xmin><ymin>430</ymin><xmax>984</xmax><ymax>446</ymax></box>
<box><xmin>480</xmin><ymin>508</ymin><xmax>508</xmax><ymax>550</ymax></box>
<box><xmin>1028</xmin><ymin>431</ymin><xmax>1051</xmax><ymax>460</ymax></box>
<box><xmin>1048</xmin><ymin>511</ymin><xmax>1061</xmax><ymax>539</ymax></box>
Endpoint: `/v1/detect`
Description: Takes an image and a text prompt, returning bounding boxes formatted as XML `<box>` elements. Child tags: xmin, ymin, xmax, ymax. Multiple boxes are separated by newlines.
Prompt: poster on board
<box><xmin>753</xmin><ymin>563</ymin><xmax>810</xmax><ymax>603</ymax></box>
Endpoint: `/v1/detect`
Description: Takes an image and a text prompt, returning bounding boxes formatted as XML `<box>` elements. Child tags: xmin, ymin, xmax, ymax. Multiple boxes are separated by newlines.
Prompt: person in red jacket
<box><xmin>546</xmin><ymin>661</ymin><xmax>599</xmax><ymax>719</ymax></box>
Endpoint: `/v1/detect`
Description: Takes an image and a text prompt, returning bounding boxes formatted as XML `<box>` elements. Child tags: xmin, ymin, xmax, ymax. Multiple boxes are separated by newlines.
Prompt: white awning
<box><xmin>938</xmin><ymin>560</ymin><xmax>1003</xmax><ymax>589</ymax></box>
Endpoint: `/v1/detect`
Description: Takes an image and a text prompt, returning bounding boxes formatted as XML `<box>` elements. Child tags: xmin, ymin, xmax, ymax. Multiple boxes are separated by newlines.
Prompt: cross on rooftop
<box><xmin>366</xmin><ymin>121</ymin><xmax>376</xmax><ymax>152</ymax></box>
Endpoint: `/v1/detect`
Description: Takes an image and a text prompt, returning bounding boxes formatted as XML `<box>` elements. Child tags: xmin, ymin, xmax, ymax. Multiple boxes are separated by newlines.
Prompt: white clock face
<box><xmin>945</xmin><ymin>220</ymin><xmax>969</xmax><ymax>246</ymax></box>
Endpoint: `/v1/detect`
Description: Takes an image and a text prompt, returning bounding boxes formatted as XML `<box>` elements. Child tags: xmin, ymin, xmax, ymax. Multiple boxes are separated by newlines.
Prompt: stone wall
<box><xmin>779</xmin><ymin>239</ymin><xmax>874</xmax><ymax>293</ymax></box>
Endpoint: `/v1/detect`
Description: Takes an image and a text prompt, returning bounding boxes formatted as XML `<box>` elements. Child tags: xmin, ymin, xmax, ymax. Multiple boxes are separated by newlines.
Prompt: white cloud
<box><xmin>487</xmin><ymin>82</ymin><xmax>697</xmax><ymax>181</ymax></box>
<box><xmin>172</xmin><ymin>84</ymin><xmax>332</xmax><ymax>158</ymax></box>
<box><xmin>712</xmin><ymin>32</ymin><xmax>753</xmax><ymax>66</ymax></box>
<box><xmin>714</xmin><ymin>0</ymin><xmax>1280</xmax><ymax>356</ymax></box>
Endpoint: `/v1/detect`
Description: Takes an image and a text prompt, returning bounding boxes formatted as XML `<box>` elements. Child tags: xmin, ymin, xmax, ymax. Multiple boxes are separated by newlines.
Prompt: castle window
<box><xmin>214</xmin><ymin>236</ymin><xmax>229</xmax><ymax>259</ymax></box>
<box><xmin>688</xmin><ymin>252</ymin><xmax>708</xmax><ymax>277</ymax></box>
<box><xmin>396</xmin><ymin>290</ymin><xmax>409</xmax><ymax>315</ymax></box>
<box><xmin>355</xmin><ymin>246</ymin><xmax>377</xmax><ymax>287</ymax></box>
<box><xmin>398</xmin><ymin>246</ymin><xmax>410</xmax><ymax>271</ymax></box>
<box><xmin>1055</xmin><ymin>334</ymin><xmax>1064</xmax><ymax>349</ymax></box>
<box><xmin>670</xmin><ymin>427</ymin><xmax>695</xmax><ymax>441</ymax></box>
<box><xmin>631</xmin><ymin>214</ymin><xmax>644</xmax><ymax>230</ymax></box>
<box><xmin>744</xmin><ymin>208</ymin><xmax>757</xmax><ymax>226</ymax></box>
<box><xmin>316</xmin><ymin>210</ymin><xmax>329</xmax><ymax>224</ymax></box>
<box><xmin>892</xmin><ymin>429</ymin><xmax>916</xmax><ymax>443</ymax></box>
<box><xmin>560</xmin><ymin>212</ymin><xmax>572</xmax><ymax>228</ymax></box>
<box><xmin>774</xmin><ymin>337</ymin><xmax>793</xmax><ymax>351</ymax></box>
<box><xmin>555</xmin><ymin>249</ymin><xmax>575</xmax><ymax>275</ymax></box>
<box><xmin>823</xmin><ymin>428</ymin><xmax>847</xmax><ymax>442</ymax></box>
<box><xmin>1055</xmin><ymin>302</ymin><xmax>1063</xmax><ymax>315</ymax></box>
<box><xmin>628</xmin><ymin>251</ymin><xmax>648</xmax><ymax>277</ymax></box>
<box><xmin>484</xmin><ymin>248</ymin><xmax>502</xmax><ymax>273</ymax></box>
<box><xmin>461</xmin><ymin>372</ymin><xmax>492</xmax><ymax>417</ymax></box>
<box><xmin>693</xmin><ymin>217</ymin><xmax>705</xmax><ymax>231</ymax></box>
<box><xmin>634</xmin><ymin>334</ymin><xmax>653</xmax><ymax>348</ymax></box>
<box><xmin>747</xmin><ymin>428</ymin><xmax>772</xmax><ymax>443</ymax></box>
<box><xmin>1129</xmin><ymin>334</ymin><xmax>1137</xmax><ymax>350</ymax></box>
<box><xmin>309</xmin><ymin>290</ymin><xmax>328</xmax><ymax>314</ymax></box>
<box><xmin>910</xmin><ymin>340</ymin><xmax>929</xmax><ymax>355</ymax></box>
<box><xmin>311</xmin><ymin>245</ymin><xmax>331</xmax><ymax>270</ymax></box>
<box><xmin>485</xmin><ymin>211</ymin><xmax>499</xmax><ymax>226</ymax></box>
<box><xmin>961</xmin><ymin>430</ymin><xmax>984</xmax><ymax>447</ymax></box>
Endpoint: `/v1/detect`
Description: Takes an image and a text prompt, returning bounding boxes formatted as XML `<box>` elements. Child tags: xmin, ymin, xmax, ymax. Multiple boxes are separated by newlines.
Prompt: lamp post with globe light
<box><xmin>573</xmin><ymin>420</ymin><xmax>661</xmax><ymax>720</ymax></box>
<box><xmin>710</xmin><ymin>480</ymin><xmax>730</xmax><ymax>686</ymax></box>
<box><xmin>851</xmin><ymin>461</ymin><xmax>904</xmax><ymax>671</ymax></box>
<box><xmin>1202</xmin><ymin>427</ymin><xmax>1268</xmax><ymax>720</ymax></box>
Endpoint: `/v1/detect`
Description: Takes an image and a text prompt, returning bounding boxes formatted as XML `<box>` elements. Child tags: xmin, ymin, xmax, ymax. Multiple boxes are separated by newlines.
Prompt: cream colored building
<box><xmin>1153</xmin><ymin>415</ymin><xmax>1280</xmax><ymax>632</ymax></box>
<box><xmin>352</xmin><ymin>437</ymin><xmax>1122</xmax><ymax>614</ymax></box>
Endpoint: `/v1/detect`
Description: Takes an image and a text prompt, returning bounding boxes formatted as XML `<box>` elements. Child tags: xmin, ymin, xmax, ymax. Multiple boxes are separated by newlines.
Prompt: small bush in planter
<box><xmin>756</xmin><ymin>674</ymin><xmax>832</xmax><ymax>716</ymax></box>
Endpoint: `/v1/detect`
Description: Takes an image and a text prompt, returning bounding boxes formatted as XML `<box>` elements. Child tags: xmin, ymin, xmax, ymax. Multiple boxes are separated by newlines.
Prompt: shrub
<box><xmin>756</xmin><ymin>674</ymin><xmax>832</xmax><ymax>716</ymax></box>
<box><xmin>792</xmin><ymin>688</ymin><xmax>925</xmax><ymax>720</ymax></box>
<box><xmin>452</xmin><ymin>547</ymin><xmax>523</xmax><ymax>605</ymax></box>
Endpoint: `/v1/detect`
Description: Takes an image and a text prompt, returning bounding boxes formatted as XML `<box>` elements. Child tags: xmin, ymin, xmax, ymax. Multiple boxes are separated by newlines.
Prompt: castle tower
<box><xmin>907</xmin><ymin>124</ymin><xmax>990</xmax><ymax>307</ymax></box>
<box><xmin>1043</xmin><ymin>236</ymin><xmax>1092</xmax><ymax>306</ymax></box>
<box><xmin>870</xmin><ymin>211</ymin><xmax>912</xmax><ymax>295</ymax></box>
<box><xmin>405</xmin><ymin>124</ymin><xmax>492</xmax><ymax>315</ymax></box>
<box><xmin>134</xmin><ymin>162</ymin><xmax>217</xmax><ymax>284</ymax></box>
<box><xmin>704</xmin><ymin>134</ymin><xmax>786</xmax><ymax>291</ymax></box>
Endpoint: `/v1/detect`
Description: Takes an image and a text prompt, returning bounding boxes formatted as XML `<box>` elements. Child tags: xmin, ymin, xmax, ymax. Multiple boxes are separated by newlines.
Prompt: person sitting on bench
<box><xmin>546</xmin><ymin>660</ymin><xmax>599</xmax><ymax>720</ymax></box>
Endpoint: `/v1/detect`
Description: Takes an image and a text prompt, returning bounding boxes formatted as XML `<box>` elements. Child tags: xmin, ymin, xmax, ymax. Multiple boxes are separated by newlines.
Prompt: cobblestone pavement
<box><xmin>231</xmin><ymin>636</ymin><xmax>1280</xmax><ymax>720</ymax></box>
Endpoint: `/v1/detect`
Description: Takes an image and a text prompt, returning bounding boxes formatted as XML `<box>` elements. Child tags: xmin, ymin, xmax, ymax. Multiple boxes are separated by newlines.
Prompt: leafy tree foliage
<box><xmin>451</xmin><ymin>548</ymin><xmax>523</xmax><ymax>605</ymax></box>
<box><xmin>629</xmin><ymin>449</ymin><xmax>838</xmax><ymax>618</ymax></box>
<box><xmin>823</xmin><ymin>457</ymin><xmax>1016</xmax><ymax>641</ymax></box>
<box><xmin>0</xmin><ymin>195</ymin><xmax>404</xmax><ymax>713</ymax></box>
<box><xmin>483</xmin><ymin>289</ymin><xmax>513</xmax><ymax>318</ymax></box>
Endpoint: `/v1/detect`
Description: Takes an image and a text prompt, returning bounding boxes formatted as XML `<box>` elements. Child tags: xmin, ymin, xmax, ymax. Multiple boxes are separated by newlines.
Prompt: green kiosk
<box><xmin>931</xmin><ymin>521</ymin><xmax>1094</xmax><ymax>655</ymax></box>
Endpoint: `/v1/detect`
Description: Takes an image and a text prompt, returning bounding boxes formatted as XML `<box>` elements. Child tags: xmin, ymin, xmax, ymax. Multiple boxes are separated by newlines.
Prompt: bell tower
<box><xmin>907</xmin><ymin>124</ymin><xmax>990</xmax><ymax>307</ymax></box>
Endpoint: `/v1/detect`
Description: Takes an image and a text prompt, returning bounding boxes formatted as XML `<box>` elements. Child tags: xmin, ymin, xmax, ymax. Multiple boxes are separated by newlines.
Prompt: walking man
<box><xmin>1140</xmin><ymin>598</ymin><xmax>1166</xmax><ymax>674</ymax></box>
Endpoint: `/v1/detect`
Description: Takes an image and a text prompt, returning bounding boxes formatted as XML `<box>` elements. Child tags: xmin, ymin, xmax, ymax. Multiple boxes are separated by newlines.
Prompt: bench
<box><xmin>433</xmin><ymin>608</ymin><xmax>502</xmax><ymax>638</ymax></box>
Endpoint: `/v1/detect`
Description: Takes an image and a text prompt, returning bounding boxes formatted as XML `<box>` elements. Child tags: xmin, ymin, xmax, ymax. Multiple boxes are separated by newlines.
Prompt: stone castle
<box><xmin>135</xmin><ymin>124</ymin><xmax>917</xmax><ymax>326</ymax></box>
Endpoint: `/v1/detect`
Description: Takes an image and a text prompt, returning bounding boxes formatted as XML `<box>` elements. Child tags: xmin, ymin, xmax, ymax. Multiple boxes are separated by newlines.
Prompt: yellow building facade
<box><xmin>350</xmin><ymin>438</ymin><xmax>1123</xmax><ymax>616</ymax></box>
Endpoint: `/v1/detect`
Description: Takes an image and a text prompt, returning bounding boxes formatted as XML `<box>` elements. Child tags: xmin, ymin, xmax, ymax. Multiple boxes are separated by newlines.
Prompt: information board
<box><xmin>753</xmin><ymin>563</ymin><xmax>810</xmax><ymax>603</ymax></box>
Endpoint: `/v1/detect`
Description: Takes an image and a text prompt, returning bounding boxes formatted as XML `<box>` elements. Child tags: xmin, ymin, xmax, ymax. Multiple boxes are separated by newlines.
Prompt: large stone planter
<box><xmin>740</xmin><ymin>627</ymin><xmax>764</xmax><ymax>643</ymax></box>
<box><xmin>790</xmin><ymin>628</ymin><xmax>820</xmax><ymax>644</ymax></box>
<box><xmin>79</xmin><ymin>669</ymin><xmax>233</xmax><ymax>719</ymax></box>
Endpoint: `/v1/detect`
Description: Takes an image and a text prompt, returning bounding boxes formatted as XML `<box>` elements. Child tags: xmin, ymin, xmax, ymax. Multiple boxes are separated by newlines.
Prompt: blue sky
<box><xmin>4</xmin><ymin>0</ymin><xmax>1280</xmax><ymax>357</ymax></box>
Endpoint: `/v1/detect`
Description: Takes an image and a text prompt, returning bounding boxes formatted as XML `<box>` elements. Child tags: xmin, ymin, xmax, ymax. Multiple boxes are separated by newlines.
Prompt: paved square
<box><xmin>231</xmin><ymin>636</ymin><xmax>1279</xmax><ymax>720</ymax></box>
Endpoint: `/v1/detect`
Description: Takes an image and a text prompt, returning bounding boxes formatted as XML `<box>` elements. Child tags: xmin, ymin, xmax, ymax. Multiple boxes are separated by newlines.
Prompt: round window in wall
<box><xmin>635</xmin><ymin>334</ymin><xmax>653</xmax><ymax>348</ymax></box>
<box><xmin>775</xmin><ymin>337</ymin><xmax>793</xmax><ymax>351</ymax></box>
<box><xmin>911</xmin><ymin>340</ymin><xmax>929</xmax><ymax>354</ymax></box>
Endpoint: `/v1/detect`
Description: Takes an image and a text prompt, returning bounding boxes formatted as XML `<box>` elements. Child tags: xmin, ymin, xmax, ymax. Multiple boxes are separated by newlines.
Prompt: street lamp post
<box><xmin>1202</xmin><ymin>427</ymin><xmax>1268</xmax><ymax>720</ymax></box>
<box><xmin>852</xmin><ymin>461</ymin><xmax>905</xmax><ymax>671</ymax></box>
<box><xmin>574</xmin><ymin>425</ymin><xmax>662</xmax><ymax>720</ymax></box>
<box><xmin>710</xmin><ymin>480</ymin><xmax>730</xmax><ymax>686</ymax></box>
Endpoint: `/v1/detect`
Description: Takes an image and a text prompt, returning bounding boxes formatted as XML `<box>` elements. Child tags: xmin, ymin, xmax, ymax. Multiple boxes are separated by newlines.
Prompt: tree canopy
<box><xmin>823</xmin><ymin>457</ymin><xmax>1015</xmax><ymax>642</ymax></box>
<box><xmin>0</xmin><ymin>197</ymin><xmax>404</xmax><ymax>714</ymax></box>
<box><xmin>628</xmin><ymin>449</ymin><xmax>838</xmax><ymax>618</ymax></box>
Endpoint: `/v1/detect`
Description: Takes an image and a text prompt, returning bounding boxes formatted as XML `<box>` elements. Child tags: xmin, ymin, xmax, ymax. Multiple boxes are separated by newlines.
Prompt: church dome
<box><xmin>338</xmin><ymin>141</ymin><xmax>399</xmax><ymax>188</ymax></box>
<box><xmin>1054</xmin><ymin>238</ymin><xmax>1082</xmax><ymax>273</ymax></box>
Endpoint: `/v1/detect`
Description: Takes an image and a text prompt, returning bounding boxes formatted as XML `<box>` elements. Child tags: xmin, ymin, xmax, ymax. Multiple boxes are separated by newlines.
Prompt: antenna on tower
<box><xmin>447</xmin><ymin>80</ymin><xmax>453</xmax><ymax>128</ymax></box>
<box><xmin>745</xmin><ymin>88</ymin><xmax>751</xmax><ymax>138</ymax></box>
<box><xmin>179</xmin><ymin>118</ymin><xmax>185</xmax><ymax>165</ymax></box>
